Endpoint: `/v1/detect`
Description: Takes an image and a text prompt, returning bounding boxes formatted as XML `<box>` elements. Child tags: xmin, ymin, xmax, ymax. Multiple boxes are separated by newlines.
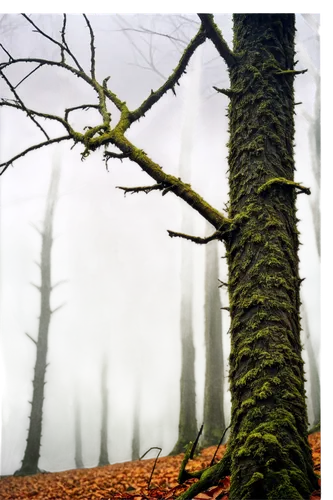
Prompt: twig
<box><xmin>128</xmin><ymin>25</ymin><xmax>207</xmax><ymax>125</ymax></box>
<box><xmin>190</xmin><ymin>423</ymin><xmax>204</xmax><ymax>459</ymax></box>
<box><xmin>0</xmin><ymin>135</ymin><xmax>72</xmax><ymax>176</ymax></box>
<box><xmin>25</xmin><ymin>332</ymin><xmax>37</xmax><ymax>344</ymax></box>
<box><xmin>139</xmin><ymin>446</ymin><xmax>162</xmax><ymax>490</ymax></box>
<box><xmin>52</xmin><ymin>280</ymin><xmax>68</xmax><ymax>290</ymax></box>
<box><xmin>209</xmin><ymin>424</ymin><xmax>231</xmax><ymax>466</ymax></box>
<box><xmin>83</xmin><ymin>14</ymin><xmax>96</xmax><ymax>79</ymax></box>
<box><xmin>13</xmin><ymin>64</ymin><xmax>43</xmax><ymax>90</ymax></box>
<box><xmin>167</xmin><ymin>229</ymin><xmax>223</xmax><ymax>244</ymax></box>
<box><xmin>218</xmin><ymin>279</ymin><xmax>228</xmax><ymax>288</ymax></box>
<box><xmin>117</xmin><ymin>184</ymin><xmax>165</xmax><ymax>195</ymax></box>
<box><xmin>51</xmin><ymin>302</ymin><xmax>66</xmax><ymax>315</ymax></box>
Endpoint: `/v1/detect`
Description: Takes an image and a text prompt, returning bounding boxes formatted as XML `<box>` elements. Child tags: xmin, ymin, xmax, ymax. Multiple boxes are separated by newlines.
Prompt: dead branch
<box><xmin>198</xmin><ymin>14</ymin><xmax>237</xmax><ymax>68</ymax></box>
<box><xmin>167</xmin><ymin>230</ymin><xmax>223</xmax><ymax>244</ymax></box>
<box><xmin>52</xmin><ymin>280</ymin><xmax>68</xmax><ymax>290</ymax></box>
<box><xmin>117</xmin><ymin>184</ymin><xmax>165</xmax><ymax>195</ymax></box>
<box><xmin>29</xmin><ymin>222</ymin><xmax>43</xmax><ymax>236</ymax></box>
<box><xmin>139</xmin><ymin>446</ymin><xmax>162</xmax><ymax>490</ymax></box>
<box><xmin>128</xmin><ymin>25</ymin><xmax>206</xmax><ymax>125</ymax></box>
<box><xmin>30</xmin><ymin>282</ymin><xmax>41</xmax><ymax>292</ymax></box>
<box><xmin>83</xmin><ymin>14</ymin><xmax>96</xmax><ymax>79</ymax></box>
<box><xmin>25</xmin><ymin>332</ymin><xmax>37</xmax><ymax>344</ymax></box>
<box><xmin>0</xmin><ymin>136</ymin><xmax>72</xmax><ymax>176</ymax></box>
<box><xmin>22</xmin><ymin>13</ymin><xmax>83</xmax><ymax>71</ymax></box>
<box><xmin>213</xmin><ymin>86</ymin><xmax>237</xmax><ymax>98</ymax></box>
<box><xmin>209</xmin><ymin>424</ymin><xmax>231</xmax><ymax>466</ymax></box>
<box><xmin>51</xmin><ymin>302</ymin><xmax>66</xmax><ymax>315</ymax></box>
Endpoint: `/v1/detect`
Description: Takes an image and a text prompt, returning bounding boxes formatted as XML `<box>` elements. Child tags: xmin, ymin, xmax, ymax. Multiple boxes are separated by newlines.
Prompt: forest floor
<box><xmin>0</xmin><ymin>432</ymin><xmax>320</xmax><ymax>500</ymax></box>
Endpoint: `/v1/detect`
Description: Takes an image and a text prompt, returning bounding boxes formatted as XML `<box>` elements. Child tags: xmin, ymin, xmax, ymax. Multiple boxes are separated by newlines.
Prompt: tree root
<box><xmin>175</xmin><ymin>424</ymin><xmax>231</xmax><ymax>499</ymax></box>
<box><xmin>176</xmin><ymin>451</ymin><xmax>231</xmax><ymax>500</ymax></box>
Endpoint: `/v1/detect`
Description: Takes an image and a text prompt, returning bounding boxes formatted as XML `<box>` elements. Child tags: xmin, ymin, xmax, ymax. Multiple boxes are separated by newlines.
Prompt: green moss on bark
<box><xmin>224</xmin><ymin>14</ymin><xmax>318</xmax><ymax>499</ymax></box>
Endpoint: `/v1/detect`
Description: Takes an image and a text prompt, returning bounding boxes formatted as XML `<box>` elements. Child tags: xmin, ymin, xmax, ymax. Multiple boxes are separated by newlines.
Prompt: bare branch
<box><xmin>83</xmin><ymin>14</ymin><xmax>96</xmax><ymax>79</ymax></box>
<box><xmin>25</xmin><ymin>332</ymin><xmax>37</xmax><ymax>345</ymax></box>
<box><xmin>128</xmin><ymin>25</ymin><xmax>207</xmax><ymax>126</ymax></box>
<box><xmin>30</xmin><ymin>282</ymin><xmax>41</xmax><ymax>292</ymax></box>
<box><xmin>209</xmin><ymin>424</ymin><xmax>231</xmax><ymax>466</ymax></box>
<box><xmin>60</xmin><ymin>14</ymin><xmax>67</xmax><ymax>63</ymax></box>
<box><xmin>213</xmin><ymin>86</ymin><xmax>238</xmax><ymax>98</ymax></box>
<box><xmin>218</xmin><ymin>279</ymin><xmax>228</xmax><ymax>288</ymax></box>
<box><xmin>0</xmin><ymin>68</ymin><xmax>49</xmax><ymax>140</ymax></box>
<box><xmin>30</xmin><ymin>222</ymin><xmax>43</xmax><ymax>236</ymax></box>
<box><xmin>21</xmin><ymin>13</ymin><xmax>83</xmax><ymax>71</ymax></box>
<box><xmin>139</xmin><ymin>447</ymin><xmax>162</xmax><ymax>490</ymax></box>
<box><xmin>117</xmin><ymin>184</ymin><xmax>165</xmax><ymax>195</ymax></box>
<box><xmin>198</xmin><ymin>14</ymin><xmax>237</xmax><ymax>68</ymax></box>
<box><xmin>13</xmin><ymin>64</ymin><xmax>43</xmax><ymax>90</ymax></box>
<box><xmin>0</xmin><ymin>135</ymin><xmax>72</xmax><ymax>176</ymax></box>
<box><xmin>275</xmin><ymin>69</ymin><xmax>308</xmax><ymax>76</ymax></box>
<box><xmin>167</xmin><ymin>229</ymin><xmax>223</xmax><ymax>244</ymax></box>
<box><xmin>51</xmin><ymin>302</ymin><xmax>66</xmax><ymax>315</ymax></box>
<box><xmin>52</xmin><ymin>280</ymin><xmax>68</xmax><ymax>290</ymax></box>
<box><xmin>64</xmin><ymin>104</ymin><xmax>99</xmax><ymax>122</ymax></box>
<box><xmin>0</xmin><ymin>100</ymin><xmax>75</xmax><ymax>134</ymax></box>
<box><xmin>0</xmin><ymin>43</ymin><xmax>14</xmax><ymax>60</ymax></box>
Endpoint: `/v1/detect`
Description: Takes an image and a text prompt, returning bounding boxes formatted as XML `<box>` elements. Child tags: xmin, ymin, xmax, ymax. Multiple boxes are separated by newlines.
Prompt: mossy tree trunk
<box><xmin>202</xmin><ymin>223</ymin><xmax>225</xmax><ymax>447</ymax></box>
<box><xmin>98</xmin><ymin>357</ymin><xmax>110</xmax><ymax>466</ymax></box>
<box><xmin>223</xmin><ymin>14</ymin><xmax>318</xmax><ymax>499</ymax></box>
<box><xmin>15</xmin><ymin>162</ymin><xmax>61</xmax><ymax>476</ymax></box>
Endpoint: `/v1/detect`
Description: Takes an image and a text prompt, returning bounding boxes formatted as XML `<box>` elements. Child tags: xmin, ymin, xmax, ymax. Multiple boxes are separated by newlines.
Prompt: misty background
<box><xmin>0</xmin><ymin>13</ymin><xmax>320</xmax><ymax>475</ymax></box>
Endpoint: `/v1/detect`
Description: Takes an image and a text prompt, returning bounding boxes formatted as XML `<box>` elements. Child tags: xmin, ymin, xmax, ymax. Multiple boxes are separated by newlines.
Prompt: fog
<box><xmin>0</xmin><ymin>13</ymin><xmax>319</xmax><ymax>475</ymax></box>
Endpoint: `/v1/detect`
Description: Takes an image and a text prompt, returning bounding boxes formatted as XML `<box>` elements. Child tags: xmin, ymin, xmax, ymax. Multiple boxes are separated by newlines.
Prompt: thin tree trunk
<box><xmin>132</xmin><ymin>370</ymin><xmax>141</xmax><ymax>460</ymax></box>
<box><xmin>301</xmin><ymin>303</ymin><xmax>320</xmax><ymax>427</ymax></box>
<box><xmin>224</xmin><ymin>14</ymin><xmax>318</xmax><ymax>498</ymax></box>
<box><xmin>74</xmin><ymin>396</ymin><xmax>84</xmax><ymax>469</ymax></box>
<box><xmin>98</xmin><ymin>357</ymin><xmax>110</xmax><ymax>466</ymax></box>
<box><xmin>15</xmin><ymin>161</ymin><xmax>61</xmax><ymax>476</ymax></box>
<box><xmin>203</xmin><ymin>222</ymin><xmax>225</xmax><ymax>446</ymax></box>
<box><xmin>170</xmin><ymin>48</ymin><xmax>202</xmax><ymax>455</ymax></box>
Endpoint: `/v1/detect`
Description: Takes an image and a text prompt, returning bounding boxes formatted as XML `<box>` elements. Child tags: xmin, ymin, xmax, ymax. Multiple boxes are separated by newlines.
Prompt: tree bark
<box><xmin>203</xmin><ymin>223</ymin><xmax>226</xmax><ymax>446</ymax></box>
<box><xmin>224</xmin><ymin>14</ymin><xmax>318</xmax><ymax>498</ymax></box>
<box><xmin>15</xmin><ymin>161</ymin><xmax>61</xmax><ymax>476</ymax></box>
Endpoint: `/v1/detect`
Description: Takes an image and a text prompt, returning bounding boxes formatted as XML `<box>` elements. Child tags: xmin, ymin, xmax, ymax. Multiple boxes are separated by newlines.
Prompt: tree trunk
<box><xmin>98</xmin><ymin>357</ymin><xmax>110</xmax><ymax>466</ymax></box>
<box><xmin>15</xmin><ymin>161</ymin><xmax>61</xmax><ymax>476</ymax></box>
<box><xmin>223</xmin><ymin>14</ymin><xmax>318</xmax><ymax>498</ymax></box>
<box><xmin>203</xmin><ymin>223</ymin><xmax>226</xmax><ymax>446</ymax></box>
<box><xmin>74</xmin><ymin>397</ymin><xmax>84</xmax><ymax>469</ymax></box>
<box><xmin>131</xmin><ymin>390</ymin><xmax>141</xmax><ymax>461</ymax></box>
<box><xmin>170</xmin><ymin>49</ymin><xmax>201</xmax><ymax>455</ymax></box>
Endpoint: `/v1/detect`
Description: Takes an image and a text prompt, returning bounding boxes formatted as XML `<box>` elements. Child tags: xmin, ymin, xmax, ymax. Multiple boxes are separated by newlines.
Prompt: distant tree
<box><xmin>74</xmin><ymin>396</ymin><xmax>84</xmax><ymax>469</ymax></box>
<box><xmin>98</xmin><ymin>357</ymin><xmax>110</xmax><ymax>467</ymax></box>
<box><xmin>131</xmin><ymin>389</ymin><xmax>141</xmax><ymax>461</ymax></box>
<box><xmin>202</xmin><ymin>222</ymin><xmax>226</xmax><ymax>447</ymax></box>
<box><xmin>1</xmin><ymin>13</ymin><xmax>319</xmax><ymax>499</ymax></box>
<box><xmin>15</xmin><ymin>160</ymin><xmax>64</xmax><ymax>476</ymax></box>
